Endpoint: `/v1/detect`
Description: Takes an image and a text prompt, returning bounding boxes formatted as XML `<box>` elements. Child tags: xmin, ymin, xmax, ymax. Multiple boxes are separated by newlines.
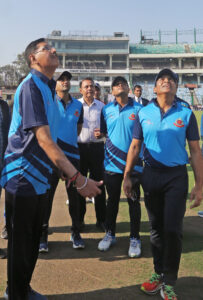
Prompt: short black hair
<box><xmin>134</xmin><ymin>84</ymin><xmax>142</xmax><ymax>90</ymax></box>
<box><xmin>111</xmin><ymin>76</ymin><xmax>128</xmax><ymax>88</ymax></box>
<box><xmin>24</xmin><ymin>38</ymin><xmax>46</xmax><ymax>67</ymax></box>
<box><xmin>79</xmin><ymin>77</ymin><xmax>94</xmax><ymax>88</ymax></box>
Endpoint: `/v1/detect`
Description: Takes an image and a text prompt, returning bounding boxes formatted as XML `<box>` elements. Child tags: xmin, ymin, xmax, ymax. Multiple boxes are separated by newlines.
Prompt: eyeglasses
<box><xmin>34</xmin><ymin>45</ymin><xmax>54</xmax><ymax>54</ymax></box>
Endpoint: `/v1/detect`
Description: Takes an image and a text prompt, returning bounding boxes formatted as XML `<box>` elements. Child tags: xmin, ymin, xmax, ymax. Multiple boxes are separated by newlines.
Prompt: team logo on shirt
<box><xmin>74</xmin><ymin>110</ymin><xmax>79</xmax><ymax>117</ymax></box>
<box><xmin>129</xmin><ymin>113</ymin><xmax>136</xmax><ymax>120</ymax></box>
<box><xmin>173</xmin><ymin>118</ymin><xmax>184</xmax><ymax>128</ymax></box>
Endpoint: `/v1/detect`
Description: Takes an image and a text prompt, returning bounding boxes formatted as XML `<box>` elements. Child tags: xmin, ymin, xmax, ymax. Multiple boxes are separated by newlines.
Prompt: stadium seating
<box><xmin>130</xmin><ymin>44</ymin><xmax>185</xmax><ymax>54</ymax></box>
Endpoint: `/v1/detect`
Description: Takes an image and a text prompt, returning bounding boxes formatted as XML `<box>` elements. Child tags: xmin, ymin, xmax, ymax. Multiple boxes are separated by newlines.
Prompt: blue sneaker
<box><xmin>29</xmin><ymin>287</ymin><xmax>47</xmax><ymax>299</ymax></box>
<box><xmin>4</xmin><ymin>287</ymin><xmax>8</xmax><ymax>300</ymax></box>
<box><xmin>98</xmin><ymin>231</ymin><xmax>116</xmax><ymax>251</ymax></box>
<box><xmin>198</xmin><ymin>211</ymin><xmax>203</xmax><ymax>218</ymax></box>
<box><xmin>4</xmin><ymin>287</ymin><xmax>47</xmax><ymax>300</ymax></box>
<box><xmin>39</xmin><ymin>242</ymin><xmax>48</xmax><ymax>253</ymax></box>
<box><xmin>70</xmin><ymin>233</ymin><xmax>85</xmax><ymax>249</ymax></box>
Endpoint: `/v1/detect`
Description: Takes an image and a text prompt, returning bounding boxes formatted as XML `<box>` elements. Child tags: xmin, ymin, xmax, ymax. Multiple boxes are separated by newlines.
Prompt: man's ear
<box><xmin>153</xmin><ymin>86</ymin><xmax>157</xmax><ymax>94</ymax></box>
<box><xmin>29</xmin><ymin>53</ymin><xmax>36</xmax><ymax>66</ymax></box>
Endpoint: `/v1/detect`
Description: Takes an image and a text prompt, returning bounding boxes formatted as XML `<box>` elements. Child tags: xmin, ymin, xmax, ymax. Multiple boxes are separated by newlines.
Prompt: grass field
<box><xmin>0</xmin><ymin>111</ymin><xmax>202</xmax><ymax>300</ymax></box>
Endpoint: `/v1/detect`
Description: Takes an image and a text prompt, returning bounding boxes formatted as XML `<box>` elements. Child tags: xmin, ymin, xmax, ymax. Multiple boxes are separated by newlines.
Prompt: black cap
<box><xmin>57</xmin><ymin>71</ymin><xmax>72</xmax><ymax>81</ymax></box>
<box><xmin>155</xmin><ymin>68</ymin><xmax>179</xmax><ymax>85</ymax></box>
<box><xmin>112</xmin><ymin>76</ymin><xmax>128</xmax><ymax>88</ymax></box>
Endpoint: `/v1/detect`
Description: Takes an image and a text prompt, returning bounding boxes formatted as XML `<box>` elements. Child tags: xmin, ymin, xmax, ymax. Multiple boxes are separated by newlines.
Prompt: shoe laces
<box><xmin>163</xmin><ymin>285</ymin><xmax>177</xmax><ymax>299</ymax></box>
<box><xmin>149</xmin><ymin>273</ymin><xmax>161</xmax><ymax>283</ymax></box>
<box><xmin>130</xmin><ymin>238</ymin><xmax>139</xmax><ymax>247</ymax></box>
<box><xmin>103</xmin><ymin>231</ymin><xmax>112</xmax><ymax>241</ymax></box>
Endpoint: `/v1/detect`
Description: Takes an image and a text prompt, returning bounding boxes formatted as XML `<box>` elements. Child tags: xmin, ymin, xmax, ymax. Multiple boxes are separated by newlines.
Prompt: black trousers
<box><xmin>141</xmin><ymin>165</ymin><xmax>188</xmax><ymax>286</ymax></box>
<box><xmin>5</xmin><ymin>190</ymin><xmax>48</xmax><ymax>300</ymax></box>
<box><xmin>105</xmin><ymin>172</ymin><xmax>141</xmax><ymax>238</ymax></box>
<box><xmin>42</xmin><ymin>169</ymin><xmax>81</xmax><ymax>237</ymax></box>
<box><xmin>78</xmin><ymin>142</ymin><xmax>106</xmax><ymax>223</ymax></box>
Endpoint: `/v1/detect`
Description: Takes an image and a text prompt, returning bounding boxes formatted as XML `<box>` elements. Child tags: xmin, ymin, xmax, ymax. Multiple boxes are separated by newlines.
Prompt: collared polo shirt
<box><xmin>56</xmin><ymin>94</ymin><xmax>83</xmax><ymax>167</ymax></box>
<box><xmin>101</xmin><ymin>97</ymin><xmax>143</xmax><ymax>174</ymax></box>
<box><xmin>1</xmin><ymin>69</ymin><xmax>60</xmax><ymax>196</ymax></box>
<box><xmin>77</xmin><ymin>97</ymin><xmax>105</xmax><ymax>143</ymax></box>
<box><xmin>133</xmin><ymin>98</ymin><xmax>199</xmax><ymax>168</ymax></box>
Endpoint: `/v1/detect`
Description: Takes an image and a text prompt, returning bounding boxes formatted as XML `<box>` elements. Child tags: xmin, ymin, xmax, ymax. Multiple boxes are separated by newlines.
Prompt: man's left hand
<box><xmin>189</xmin><ymin>186</ymin><xmax>203</xmax><ymax>208</ymax></box>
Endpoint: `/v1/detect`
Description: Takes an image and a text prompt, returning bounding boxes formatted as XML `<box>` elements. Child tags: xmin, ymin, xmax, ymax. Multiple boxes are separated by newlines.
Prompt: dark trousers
<box><xmin>5</xmin><ymin>191</ymin><xmax>48</xmax><ymax>300</ymax></box>
<box><xmin>78</xmin><ymin>142</ymin><xmax>106</xmax><ymax>223</ymax></box>
<box><xmin>141</xmin><ymin>165</ymin><xmax>188</xmax><ymax>286</ymax></box>
<box><xmin>42</xmin><ymin>169</ymin><xmax>81</xmax><ymax>237</ymax></box>
<box><xmin>105</xmin><ymin>172</ymin><xmax>141</xmax><ymax>238</ymax></box>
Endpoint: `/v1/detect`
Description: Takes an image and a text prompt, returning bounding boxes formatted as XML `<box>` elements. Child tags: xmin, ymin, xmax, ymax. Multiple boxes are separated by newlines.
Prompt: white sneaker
<box><xmin>198</xmin><ymin>211</ymin><xmax>203</xmax><ymax>217</ymax></box>
<box><xmin>86</xmin><ymin>197</ymin><xmax>94</xmax><ymax>203</ymax></box>
<box><xmin>128</xmin><ymin>238</ymin><xmax>141</xmax><ymax>258</ymax></box>
<box><xmin>98</xmin><ymin>231</ymin><xmax>116</xmax><ymax>251</ymax></box>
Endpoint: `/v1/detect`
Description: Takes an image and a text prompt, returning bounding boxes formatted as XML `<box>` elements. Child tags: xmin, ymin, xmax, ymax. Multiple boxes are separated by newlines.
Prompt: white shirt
<box><xmin>77</xmin><ymin>97</ymin><xmax>105</xmax><ymax>143</ymax></box>
<box><xmin>134</xmin><ymin>96</ymin><xmax>142</xmax><ymax>104</ymax></box>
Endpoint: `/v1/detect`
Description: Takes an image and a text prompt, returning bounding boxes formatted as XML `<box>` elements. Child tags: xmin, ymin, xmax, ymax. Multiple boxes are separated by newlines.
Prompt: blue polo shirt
<box><xmin>56</xmin><ymin>95</ymin><xmax>83</xmax><ymax>168</ymax></box>
<box><xmin>101</xmin><ymin>97</ymin><xmax>143</xmax><ymax>174</ymax></box>
<box><xmin>1</xmin><ymin>69</ymin><xmax>60</xmax><ymax>196</ymax></box>
<box><xmin>133</xmin><ymin>98</ymin><xmax>199</xmax><ymax>168</ymax></box>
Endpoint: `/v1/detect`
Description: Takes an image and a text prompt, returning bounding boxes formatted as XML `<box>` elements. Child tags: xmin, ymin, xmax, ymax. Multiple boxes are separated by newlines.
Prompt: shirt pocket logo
<box><xmin>173</xmin><ymin>118</ymin><xmax>184</xmax><ymax>128</ymax></box>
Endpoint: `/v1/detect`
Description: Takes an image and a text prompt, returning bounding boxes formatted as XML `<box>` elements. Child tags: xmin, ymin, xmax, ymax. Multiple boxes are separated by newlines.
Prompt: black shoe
<box><xmin>96</xmin><ymin>222</ymin><xmax>106</xmax><ymax>232</ymax></box>
<box><xmin>0</xmin><ymin>248</ymin><xmax>7</xmax><ymax>259</ymax></box>
<box><xmin>1</xmin><ymin>225</ymin><xmax>8</xmax><ymax>239</ymax></box>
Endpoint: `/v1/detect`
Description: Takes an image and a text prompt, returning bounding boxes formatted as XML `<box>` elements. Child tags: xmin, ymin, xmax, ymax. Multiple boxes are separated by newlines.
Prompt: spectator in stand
<box><xmin>39</xmin><ymin>71</ymin><xmax>85</xmax><ymax>252</ymax></box>
<box><xmin>78</xmin><ymin>78</ymin><xmax>106</xmax><ymax>232</ymax></box>
<box><xmin>134</xmin><ymin>84</ymin><xmax>149</xmax><ymax>106</ymax></box>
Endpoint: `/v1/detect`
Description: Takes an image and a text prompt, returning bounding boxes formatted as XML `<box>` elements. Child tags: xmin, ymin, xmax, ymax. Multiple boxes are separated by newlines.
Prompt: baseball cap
<box><xmin>155</xmin><ymin>68</ymin><xmax>179</xmax><ymax>85</ymax></box>
<box><xmin>56</xmin><ymin>71</ymin><xmax>72</xmax><ymax>81</ymax></box>
<box><xmin>95</xmin><ymin>82</ymin><xmax>101</xmax><ymax>90</ymax></box>
<box><xmin>112</xmin><ymin>76</ymin><xmax>128</xmax><ymax>88</ymax></box>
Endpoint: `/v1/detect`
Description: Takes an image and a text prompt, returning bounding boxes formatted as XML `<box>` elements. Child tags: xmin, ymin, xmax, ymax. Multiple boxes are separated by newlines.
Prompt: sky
<box><xmin>1</xmin><ymin>0</ymin><xmax>203</xmax><ymax>66</ymax></box>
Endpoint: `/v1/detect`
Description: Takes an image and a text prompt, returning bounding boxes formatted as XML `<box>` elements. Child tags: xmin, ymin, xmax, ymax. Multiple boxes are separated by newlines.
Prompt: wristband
<box><xmin>67</xmin><ymin>171</ymin><xmax>80</xmax><ymax>188</ymax></box>
<box><xmin>76</xmin><ymin>177</ymin><xmax>88</xmax><ymax>190</ymax></box>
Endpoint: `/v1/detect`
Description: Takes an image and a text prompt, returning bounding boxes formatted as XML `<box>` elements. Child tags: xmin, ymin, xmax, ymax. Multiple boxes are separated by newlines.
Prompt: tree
<box><xmin>13</xmin><ymin>52</ymin><xmax>30</xmax><ymax>77</ymax></box>
<box><xmin>0</xmin><ymin>52</ymin><xmax>29</xmax><ymax>87</ymax></box>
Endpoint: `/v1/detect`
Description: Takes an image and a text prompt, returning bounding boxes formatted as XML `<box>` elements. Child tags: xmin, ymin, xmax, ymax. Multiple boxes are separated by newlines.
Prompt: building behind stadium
<box><xmin>48</xmin><ymin>29</ymin><xmax>203</xmax><ymax>106</ymax></box>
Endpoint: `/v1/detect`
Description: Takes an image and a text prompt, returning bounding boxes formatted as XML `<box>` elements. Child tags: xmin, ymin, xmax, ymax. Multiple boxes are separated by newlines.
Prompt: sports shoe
<box><xmin>141</xmin><ymin>272</ymin><xmax>163</xmax><ymax>295</ymax></box>
<box><xmin>198</xmin><ymin>211</ymin><xmax>203</xmax><ymax>217</ymax></box>
<box><xmin>1</xmin><ymin>225</ymin><xmax>8</xmax><ymax>239</ymax></box>
<box><xmin>128</xmin><ymin>237</ymin><xmax>141</xmax><ymax>258</ymax></box>
<box><xmin>4</xmin><ymin>287</ymin><xmax>8</xmax><ymax>299</ymax></box>
<box><xmin>28</xmin><ymin>287</ymin><xmax>48</xmax><ymax>299</ymax></box>
<box><xmin>70</xmin><ymin>233</ymin><xmax>85</xmax><ymax>249</ymax></box>
<box><xmin>160</xmin><ymin>284</ymin><xmax>177</xmax><ymax>300</ymax></box>
<box><xmin>98</xmin><ymin>231</ymin><xmax>116</xmax><ymax>251</ymax></box>
<box><xmin>39</xmin><ymin>242</ymin><xmax>48</xmax><ymax>253</ymax></box>
<box><xmin>4</xmin><ymin>286</ymin><xmax>47</xmax><ymax>299</ymax></box>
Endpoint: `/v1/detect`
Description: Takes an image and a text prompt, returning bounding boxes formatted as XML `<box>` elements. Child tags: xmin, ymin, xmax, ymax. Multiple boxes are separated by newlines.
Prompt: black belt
<box><xmin>78</xmin><ymin>142</ymin><xmax>104</xmax><ymax>145</ymax></box>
